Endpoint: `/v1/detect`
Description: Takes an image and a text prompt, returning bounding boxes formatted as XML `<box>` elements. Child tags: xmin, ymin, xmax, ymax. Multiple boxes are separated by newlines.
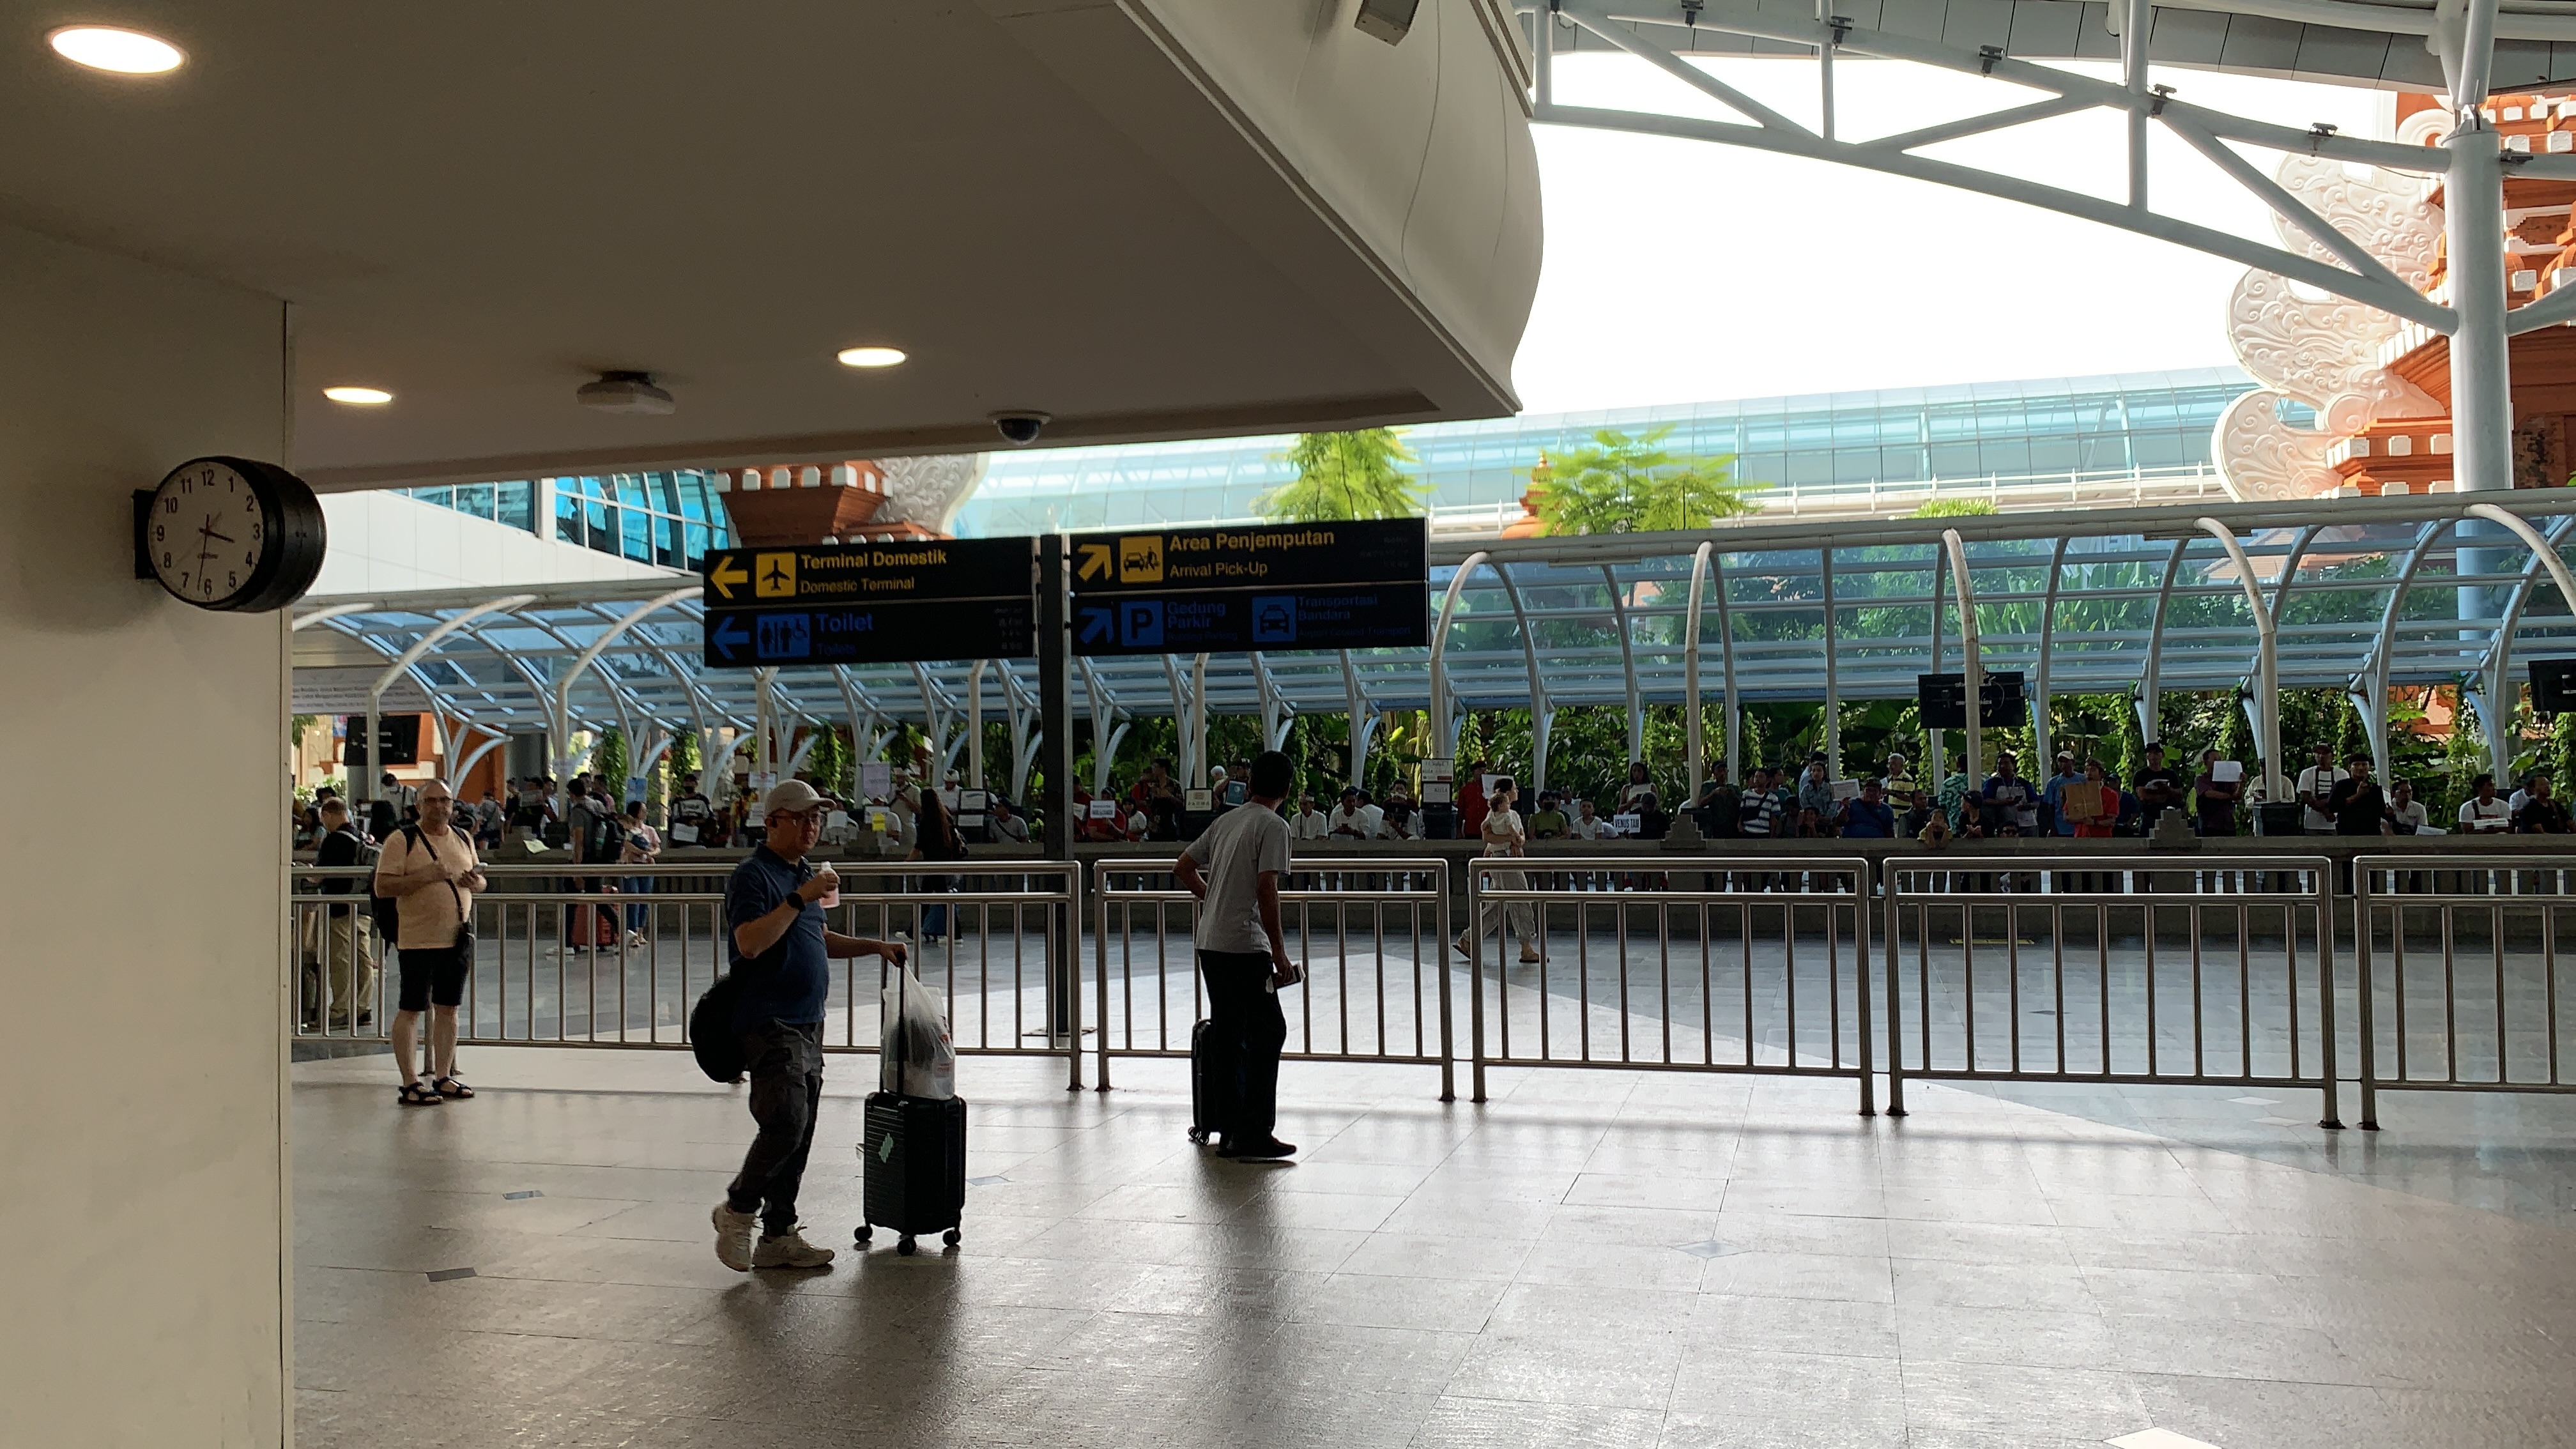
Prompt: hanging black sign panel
<box><xmin>700</xmin><ymin>537</ymin><xmax>1036</xmax><ymax>666</ymax></box>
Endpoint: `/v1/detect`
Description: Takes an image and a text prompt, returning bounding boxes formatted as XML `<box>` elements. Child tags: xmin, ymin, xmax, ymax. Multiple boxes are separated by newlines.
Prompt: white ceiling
<box><xmin>1</xmin><ymin>1</ymin><xmax>1540</xmax><ymax>488</ymax></box>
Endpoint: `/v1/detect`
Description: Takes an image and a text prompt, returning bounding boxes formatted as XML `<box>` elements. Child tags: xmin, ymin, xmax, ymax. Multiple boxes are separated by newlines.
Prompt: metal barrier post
<box><xmin>1857</xmin><ymin>862</ymin><xmax>1876</xmax><ymax>1117</ymax></box>
<box><xmin>2315</xmin><ymin>862</ymin><xmax>2343</xmax><ymax>1130</ymax></box>
<box><xmin>1437</xmin><ymin>858</ymin><xmax>1456</xmax><ymax>1103</ymax></box>
<box><xmin>1883</xmin><ymin>873</ymin><xmax>1906</xmax><ymax>1117</ymax></box>
<box><xmin>2356</xmin><ymin>861</ymin><xmax>2380</xmax><ymax>1130</ymax></box>
<box><xmin>1093</xmin><ymin>859</ymin><xmax>1114</xmax><ymax>1092</ymax></box>
<box><xmin>1468</xmin><ymin>859</ymin><xmax>1487</xmax><ymax>1103</ymax></box>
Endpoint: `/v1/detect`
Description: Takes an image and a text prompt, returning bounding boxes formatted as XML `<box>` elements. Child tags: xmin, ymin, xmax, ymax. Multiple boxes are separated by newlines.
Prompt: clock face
<box><xmin>148</xmin><ymin>459</ymin><xmax>270</xmax><ymax>607</ymax></box>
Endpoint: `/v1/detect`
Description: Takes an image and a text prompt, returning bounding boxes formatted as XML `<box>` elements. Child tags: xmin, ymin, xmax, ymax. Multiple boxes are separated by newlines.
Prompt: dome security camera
<box><xmin>990</xmin><ymin>410</ymin><xmax>1052</xmax><ymax>447</ymax></box>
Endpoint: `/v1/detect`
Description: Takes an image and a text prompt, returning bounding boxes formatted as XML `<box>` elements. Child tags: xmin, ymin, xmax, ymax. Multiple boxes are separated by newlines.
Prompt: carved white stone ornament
<box><xmin>2215</xmin><ymin>146</ymin><xmax>2448</xmax><ymax>501</ymax></box>
<box><xmin>874</xmin><ymin>453</ymin><xmax>990</xmax><ymax>535</ymax></box>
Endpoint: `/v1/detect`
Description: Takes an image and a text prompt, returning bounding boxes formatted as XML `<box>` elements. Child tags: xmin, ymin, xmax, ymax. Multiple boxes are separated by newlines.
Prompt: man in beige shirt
<box><xmin>372</xmin><ymin>779</ymin><xmax>486</xmax><ymax>1105</ymax></box>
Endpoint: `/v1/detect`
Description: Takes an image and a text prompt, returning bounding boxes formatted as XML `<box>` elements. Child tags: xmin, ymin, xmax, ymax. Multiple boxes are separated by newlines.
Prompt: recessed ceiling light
<box><xmin>837</xmin><ymin>346</ymin><xmax>907</xmax><ymax>369</ymax></box>
<box><xmin>323</xmin><ymin>386</ymin><xmax>394</xmax><ymax>406</ymax></box>
<box><xmin>48</xmin><ymin>26</ymin><xmax>184</xmax><ymax>75</ymax></box>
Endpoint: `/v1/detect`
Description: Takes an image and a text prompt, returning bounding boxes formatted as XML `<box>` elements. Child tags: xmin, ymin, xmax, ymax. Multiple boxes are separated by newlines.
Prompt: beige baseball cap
<box><xmin>762</xmin><ymin>779</ymin><xmax>826</xmax><ymax>816</ymax></box>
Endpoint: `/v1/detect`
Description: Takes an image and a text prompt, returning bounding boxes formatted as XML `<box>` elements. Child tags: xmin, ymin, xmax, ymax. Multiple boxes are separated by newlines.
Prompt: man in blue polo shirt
<box><xmin>712</xmin><ymin>779</ymin><xmax>907</xmax><ymax>1273</ymax></box>
<box><xmin>1838</xmin><ymin>778</ymin><xmax>1897</xmax><ymax>838</ymax></box>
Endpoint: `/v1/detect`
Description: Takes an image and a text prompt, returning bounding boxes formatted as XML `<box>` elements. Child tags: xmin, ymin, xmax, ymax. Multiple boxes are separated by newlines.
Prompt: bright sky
<box><xmin>1511</xmin><ymin>54</ymin><xmax>2401</xmax><ymax>412</ymax></box>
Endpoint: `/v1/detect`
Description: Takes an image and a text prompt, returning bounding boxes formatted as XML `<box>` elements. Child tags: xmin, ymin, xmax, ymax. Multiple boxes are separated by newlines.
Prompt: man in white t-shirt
<box><xmin>2460</xmin><ymin>772</ymin><xmax>2513</xmax><ymax>833</ymax></box>
<box><xmin>1287</xmin><ymin>792</ymin><xmax>1329</xmax><ymax>841</ymax></box>
<box><xmin>2388</xmin><ymin>780</ymin><xmax>2429</xmax><ymax>834</ymax></box>
<box><xmin>1326</xmin><ymin>786</ymin><xmax>1381</xmax><ymax>841</ymax></box>
<box><xmin>1173</xmin><ymin>751</ymin><xmax>1304</xmax><ymax>1160</ymax></box>
<box><xmin>2296</xmin><ymin>743</ymin><xmax>2343</xmax><ymax>834</ymax></box>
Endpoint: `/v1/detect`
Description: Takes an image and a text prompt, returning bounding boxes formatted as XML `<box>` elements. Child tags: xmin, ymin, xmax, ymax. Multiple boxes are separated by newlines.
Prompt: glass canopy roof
<box><xmin>293</xmin><ymin>493</ymin><xmax>2576</xmax><ymax>779</ymax></box>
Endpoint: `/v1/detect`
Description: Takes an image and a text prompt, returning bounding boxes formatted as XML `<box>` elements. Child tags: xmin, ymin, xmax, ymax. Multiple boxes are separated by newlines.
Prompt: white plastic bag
<box><xmin>880</xmin><ymin>965</ymin><xmax>956</xmax><ymax>1100</ymax></box>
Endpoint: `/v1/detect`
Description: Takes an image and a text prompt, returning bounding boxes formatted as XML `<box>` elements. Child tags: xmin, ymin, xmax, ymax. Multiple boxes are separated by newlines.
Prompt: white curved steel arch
<box><xmin>2027</xmin><ymin>537</ymin><xmax>2074</xmax><ymax>769</ymax></box>
<box><xmin>1427</xmin><ymin>551</ymin><xmax>1491</xmax><ymax>758</ymax></box>
<box><xmin>1682</xmin><ymin>541</ymin><xmax>1713</xmax><ymax>801</ymax></box>
<box><xmin>2194</xmin><ymin>520</ymin><xmax>2285</xmax><ymax>799</ymax></box>
<box><xmin>2135</xmin><ymin>539</ymin><xmax>2193</xmax><ymax>746</ymax></box>
<box><xmin>2358</xmin><ymin>519</ymin><xmax>2459</xmax><ymax>783</ymax></box>
<box><xmin>1598</xmin><ymin>565</ymin><xmax>1641</xmax><ymax>766</ymax></box>
<box><xmin>1489</xmin><ymin>564</ymin><xmax>1552</xmax><ymax>790</ymax></box>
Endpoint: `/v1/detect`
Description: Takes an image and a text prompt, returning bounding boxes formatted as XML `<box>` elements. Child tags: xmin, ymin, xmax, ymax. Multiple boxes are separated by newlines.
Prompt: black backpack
<box><xmin>690</xmin><ymin>974</ymin><xmax>746</xmax><ymax>1082</ymax></box>
<box><xmin>369</xmin><ymin>824</ymin><xmax>420</xmax><ymax>945</ymax></box>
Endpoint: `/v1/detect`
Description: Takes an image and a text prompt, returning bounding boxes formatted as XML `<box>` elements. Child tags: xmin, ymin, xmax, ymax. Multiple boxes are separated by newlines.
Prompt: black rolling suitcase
<box><xmin>1188</xmin><ymin>1018</ymin><xmax>1230</xmax><ymax>1146</ymax></box>
<box><xmin>856</xmin><ymin>969</ymin><xmax>966</xmax><ymax>1255</ymax></box>
<box><xmin>858</xmin><ymin>1091</ymin><xmax>966</xmax><ymax>1255</ymax></box>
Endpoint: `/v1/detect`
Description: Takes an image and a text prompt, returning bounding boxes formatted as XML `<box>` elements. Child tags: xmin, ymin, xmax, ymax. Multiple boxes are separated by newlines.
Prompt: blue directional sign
<box><xmin>1068</xmin><ymin>518</ymin><xmax>1427</xmax><ymax>657</ymax></box>
<box><xmin>1071</xmin><ymin>585</ymin><xmax>1423</xmax><ymax>656</ymax></box>
<box><xmin>703</xmin><ymin>598</ymin><xmax>1032</xmax><ymax>667</ymax></box>
<box><xmin>701</xmin><ymin>537</ymin><xmax>1035</xmax><ymax>667</ymax></box>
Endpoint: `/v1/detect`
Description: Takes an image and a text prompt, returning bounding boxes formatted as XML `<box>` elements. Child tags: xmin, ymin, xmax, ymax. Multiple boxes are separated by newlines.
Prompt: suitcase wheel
<box><xmin>854</xmin><ymin>1225</ymin><xmax>872</xmax><ymax>1245</ymax></box>
<box><xmin>943</xmin><ymin>1228</ymin><xmax>961</xmax><ymax>1248</ymax></box>
<box><xmin>897</xmin><ymin>1235</ymin><xmax>917</xmax><ymax>1255</ymax></box>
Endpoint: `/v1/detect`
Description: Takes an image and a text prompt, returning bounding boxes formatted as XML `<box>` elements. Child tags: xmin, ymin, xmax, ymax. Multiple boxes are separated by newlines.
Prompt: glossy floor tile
<box><xmin>293</xmin><ymin>1045</ymin><xmax>2576</xmax><ymax>1448</ymax></box>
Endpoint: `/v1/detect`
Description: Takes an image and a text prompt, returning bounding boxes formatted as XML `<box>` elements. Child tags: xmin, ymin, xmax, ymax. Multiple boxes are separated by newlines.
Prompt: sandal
<box><xmin>398</xmin><ymin>1081</ymin><xmax>443</xmax><ymax>1106</ymax></box>
<box><xmin>431</xmin><ymin>1075</ymin><xmax>474</xmax><ymax>1100</ymax></box>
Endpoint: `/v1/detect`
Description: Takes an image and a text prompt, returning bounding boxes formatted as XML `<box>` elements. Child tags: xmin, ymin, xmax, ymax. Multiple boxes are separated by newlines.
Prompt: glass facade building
<box><xmin>400</xmin><ymin>471</ymin><xmax>733</xmax><ymax>571</ymax></box>
<box><xmin>953</xmin><ymin>368</ymin><xmax>2256</xmax><ymax>537</ymax></box>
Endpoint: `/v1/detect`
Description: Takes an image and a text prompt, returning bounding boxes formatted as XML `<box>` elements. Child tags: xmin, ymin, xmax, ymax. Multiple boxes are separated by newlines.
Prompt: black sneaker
<box><xmin>1218</xmin><ymin>1136</ymin><xmax>1297</xmax><ymax>1160</ymax></box>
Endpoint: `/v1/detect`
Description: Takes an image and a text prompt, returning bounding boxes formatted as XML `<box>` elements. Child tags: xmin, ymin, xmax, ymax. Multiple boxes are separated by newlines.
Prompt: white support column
<box><xmin>2121</xmin><ymin>0</ymin><xmax>2150</xmax><ymax>208</ymax></box>
<box><xmin>1683</xmin><ymin>542</ymin><xmax>1713</xmax><ymax>801</ymax></box>
<box><xmin>1941</xmin><ymin>530</ymin><xmax>1984</xmax><ymax>786</ymax></box>
<box><xmin>1492</xmin><ymin>566</ymin><xmax>1552</xmax><ymax>785</ymax></box>
<box><xmin>1075</xmin><ymin>658</ymin><xmax>1122</xmax><ymax>793</ymax></box>
<box><xmin>2447</xmin><ymin>103</ymin><xmax>2511</xmax><ymax>499</ymax></box>
<box><xmin>754</xmin><ymin>668</ymin><xmax>778</xmax><ymax>779</ymax></box>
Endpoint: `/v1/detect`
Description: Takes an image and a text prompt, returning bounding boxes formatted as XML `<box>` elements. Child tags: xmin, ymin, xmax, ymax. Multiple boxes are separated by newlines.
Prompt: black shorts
<box><xmin>397</xmin><ymin>944</ymin><xmax>468</xmax><ymax>1012</ymax></box>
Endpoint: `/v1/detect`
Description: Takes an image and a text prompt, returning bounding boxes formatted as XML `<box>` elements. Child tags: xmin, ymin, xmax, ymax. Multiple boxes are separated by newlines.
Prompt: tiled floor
<box><xmin>293</xmin><ymin>1046</ymin><xmax>2576</xmax><ymax>1448</ymax></box>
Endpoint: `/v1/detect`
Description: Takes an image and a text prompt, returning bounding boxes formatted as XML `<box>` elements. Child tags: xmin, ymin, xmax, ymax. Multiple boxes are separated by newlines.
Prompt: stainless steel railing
<box><xmin>289</xmin><ymin>861</ymin><xmax>1081</xmax><ymax>1075</ymax></box>
<box><xmin>1464</xmin><ymin>855</ymin><xmax>1877</xmax><ymax>1110</ymax></box>
<box><xmin>2354</xmin><ymin>855</ymin><xmax>2576</xmax><ymax>1129</ymax></box>
<box><xmin>1090</xmin><ymin>857</ymin><xmax>1454</xmax><ymax>1098</ymax></box>
<box><xmin>1883</xmin><ymin>855</ymin><xmax>2342</xmax><ymax>1126</ymax></box>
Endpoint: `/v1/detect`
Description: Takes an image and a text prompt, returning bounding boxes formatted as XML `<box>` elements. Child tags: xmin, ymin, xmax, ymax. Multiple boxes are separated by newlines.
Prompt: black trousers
<box><xmin>726</xmin><ymin>1019</ymin><xmax>824</xmax><ymax>1236</ymax></box>
<box><xmin>1199</xmin><ymin>949</ymin><xmax>1287</xmax><ymax>1143</ymax></box>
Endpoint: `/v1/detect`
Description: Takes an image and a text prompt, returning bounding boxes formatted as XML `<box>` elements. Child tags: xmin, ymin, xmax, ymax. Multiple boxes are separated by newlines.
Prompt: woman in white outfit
<box><xmin>1455</xmin><ymin>778</ymin><xmax>1541</xmax><ymax>963</ymax></box>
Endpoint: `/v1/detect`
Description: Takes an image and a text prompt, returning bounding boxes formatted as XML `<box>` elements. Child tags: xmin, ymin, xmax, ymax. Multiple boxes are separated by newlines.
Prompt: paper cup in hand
<box><xmin>818</xmin><ymin>888</ymin><xmax>841</xmax><ymax>908</ymax></box>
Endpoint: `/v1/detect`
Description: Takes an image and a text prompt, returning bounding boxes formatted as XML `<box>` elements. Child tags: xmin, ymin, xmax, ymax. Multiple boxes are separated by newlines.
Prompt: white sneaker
<box><xmin>712</xmin><ymin>1203</ymin><xmax>758</xmax><ymax>1271</ymax></box>
<box><xmin>752</xmin><ymin>1229</ymin><xmax>836</xmax><ymax>1269</ymax></box>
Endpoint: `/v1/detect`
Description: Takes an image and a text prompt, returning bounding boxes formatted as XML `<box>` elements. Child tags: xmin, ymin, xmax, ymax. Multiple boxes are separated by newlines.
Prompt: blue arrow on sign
<box><xmin>711</xmin><ymin>614</ymin><xmax>751</xmax><ymax>661</ymax></box>
<box><xmin>1077</xmin><ymin>606</ymin><xmax>1114</xmax><ymax>645</ymax></box>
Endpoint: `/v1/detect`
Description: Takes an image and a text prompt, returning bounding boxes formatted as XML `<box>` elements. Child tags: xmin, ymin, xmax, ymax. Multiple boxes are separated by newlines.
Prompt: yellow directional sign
<box><xmin>1069</xmin><ymin>518</ymin><xmax>1424</xmax><ymax>596</ymax></box>
<box><xmin>755</xmin><ymin>551</ymin><xmax>797</xmax><ymax>597</ymax></box>
<box><xmin>706</xmin><ymin>555</ymin><xmax>751</xmax><ymax>601</ymax></box>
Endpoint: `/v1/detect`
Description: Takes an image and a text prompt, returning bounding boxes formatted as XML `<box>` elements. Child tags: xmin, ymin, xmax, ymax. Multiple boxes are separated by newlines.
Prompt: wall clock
<box><xmin>134</xmin><ymin>456</ymin><xmax>328</xmax><ymax>612</ymax></box>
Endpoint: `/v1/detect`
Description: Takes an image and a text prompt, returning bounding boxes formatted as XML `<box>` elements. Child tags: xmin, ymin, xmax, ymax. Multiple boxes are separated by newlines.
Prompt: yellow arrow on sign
<box><xmin>1077</xmin><ymin>542</ymin><xmax>1114</xmax><ymax>582</ymax></box>
<box><xmin>707</xmin><ymin>555</ymin><xmax>751</xmax><ymax>600</ymax></box>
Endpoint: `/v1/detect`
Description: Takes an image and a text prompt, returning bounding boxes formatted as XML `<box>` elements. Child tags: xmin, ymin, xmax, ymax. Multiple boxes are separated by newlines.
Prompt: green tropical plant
<box><xmin>1531</xmin><ymin>425</ymin><xmax>1759</xmax><ymax>535</ymax></box>
<box><xmin>1255</xmin><ymin>429</ymin><xmax>1426</xmax><ymax>522</ymax></box>
<box><xmin>1907</xmin><ymin>497</ymin><xmax>1999</xmax><ymax>518</ymax></box>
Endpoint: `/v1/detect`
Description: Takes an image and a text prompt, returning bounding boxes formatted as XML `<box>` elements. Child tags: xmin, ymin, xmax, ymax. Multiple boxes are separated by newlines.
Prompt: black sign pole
<box><xmin>1036</xmin><ymin>534</ymin><xmax>1082</xmax><ymax>1085</ymax></box>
